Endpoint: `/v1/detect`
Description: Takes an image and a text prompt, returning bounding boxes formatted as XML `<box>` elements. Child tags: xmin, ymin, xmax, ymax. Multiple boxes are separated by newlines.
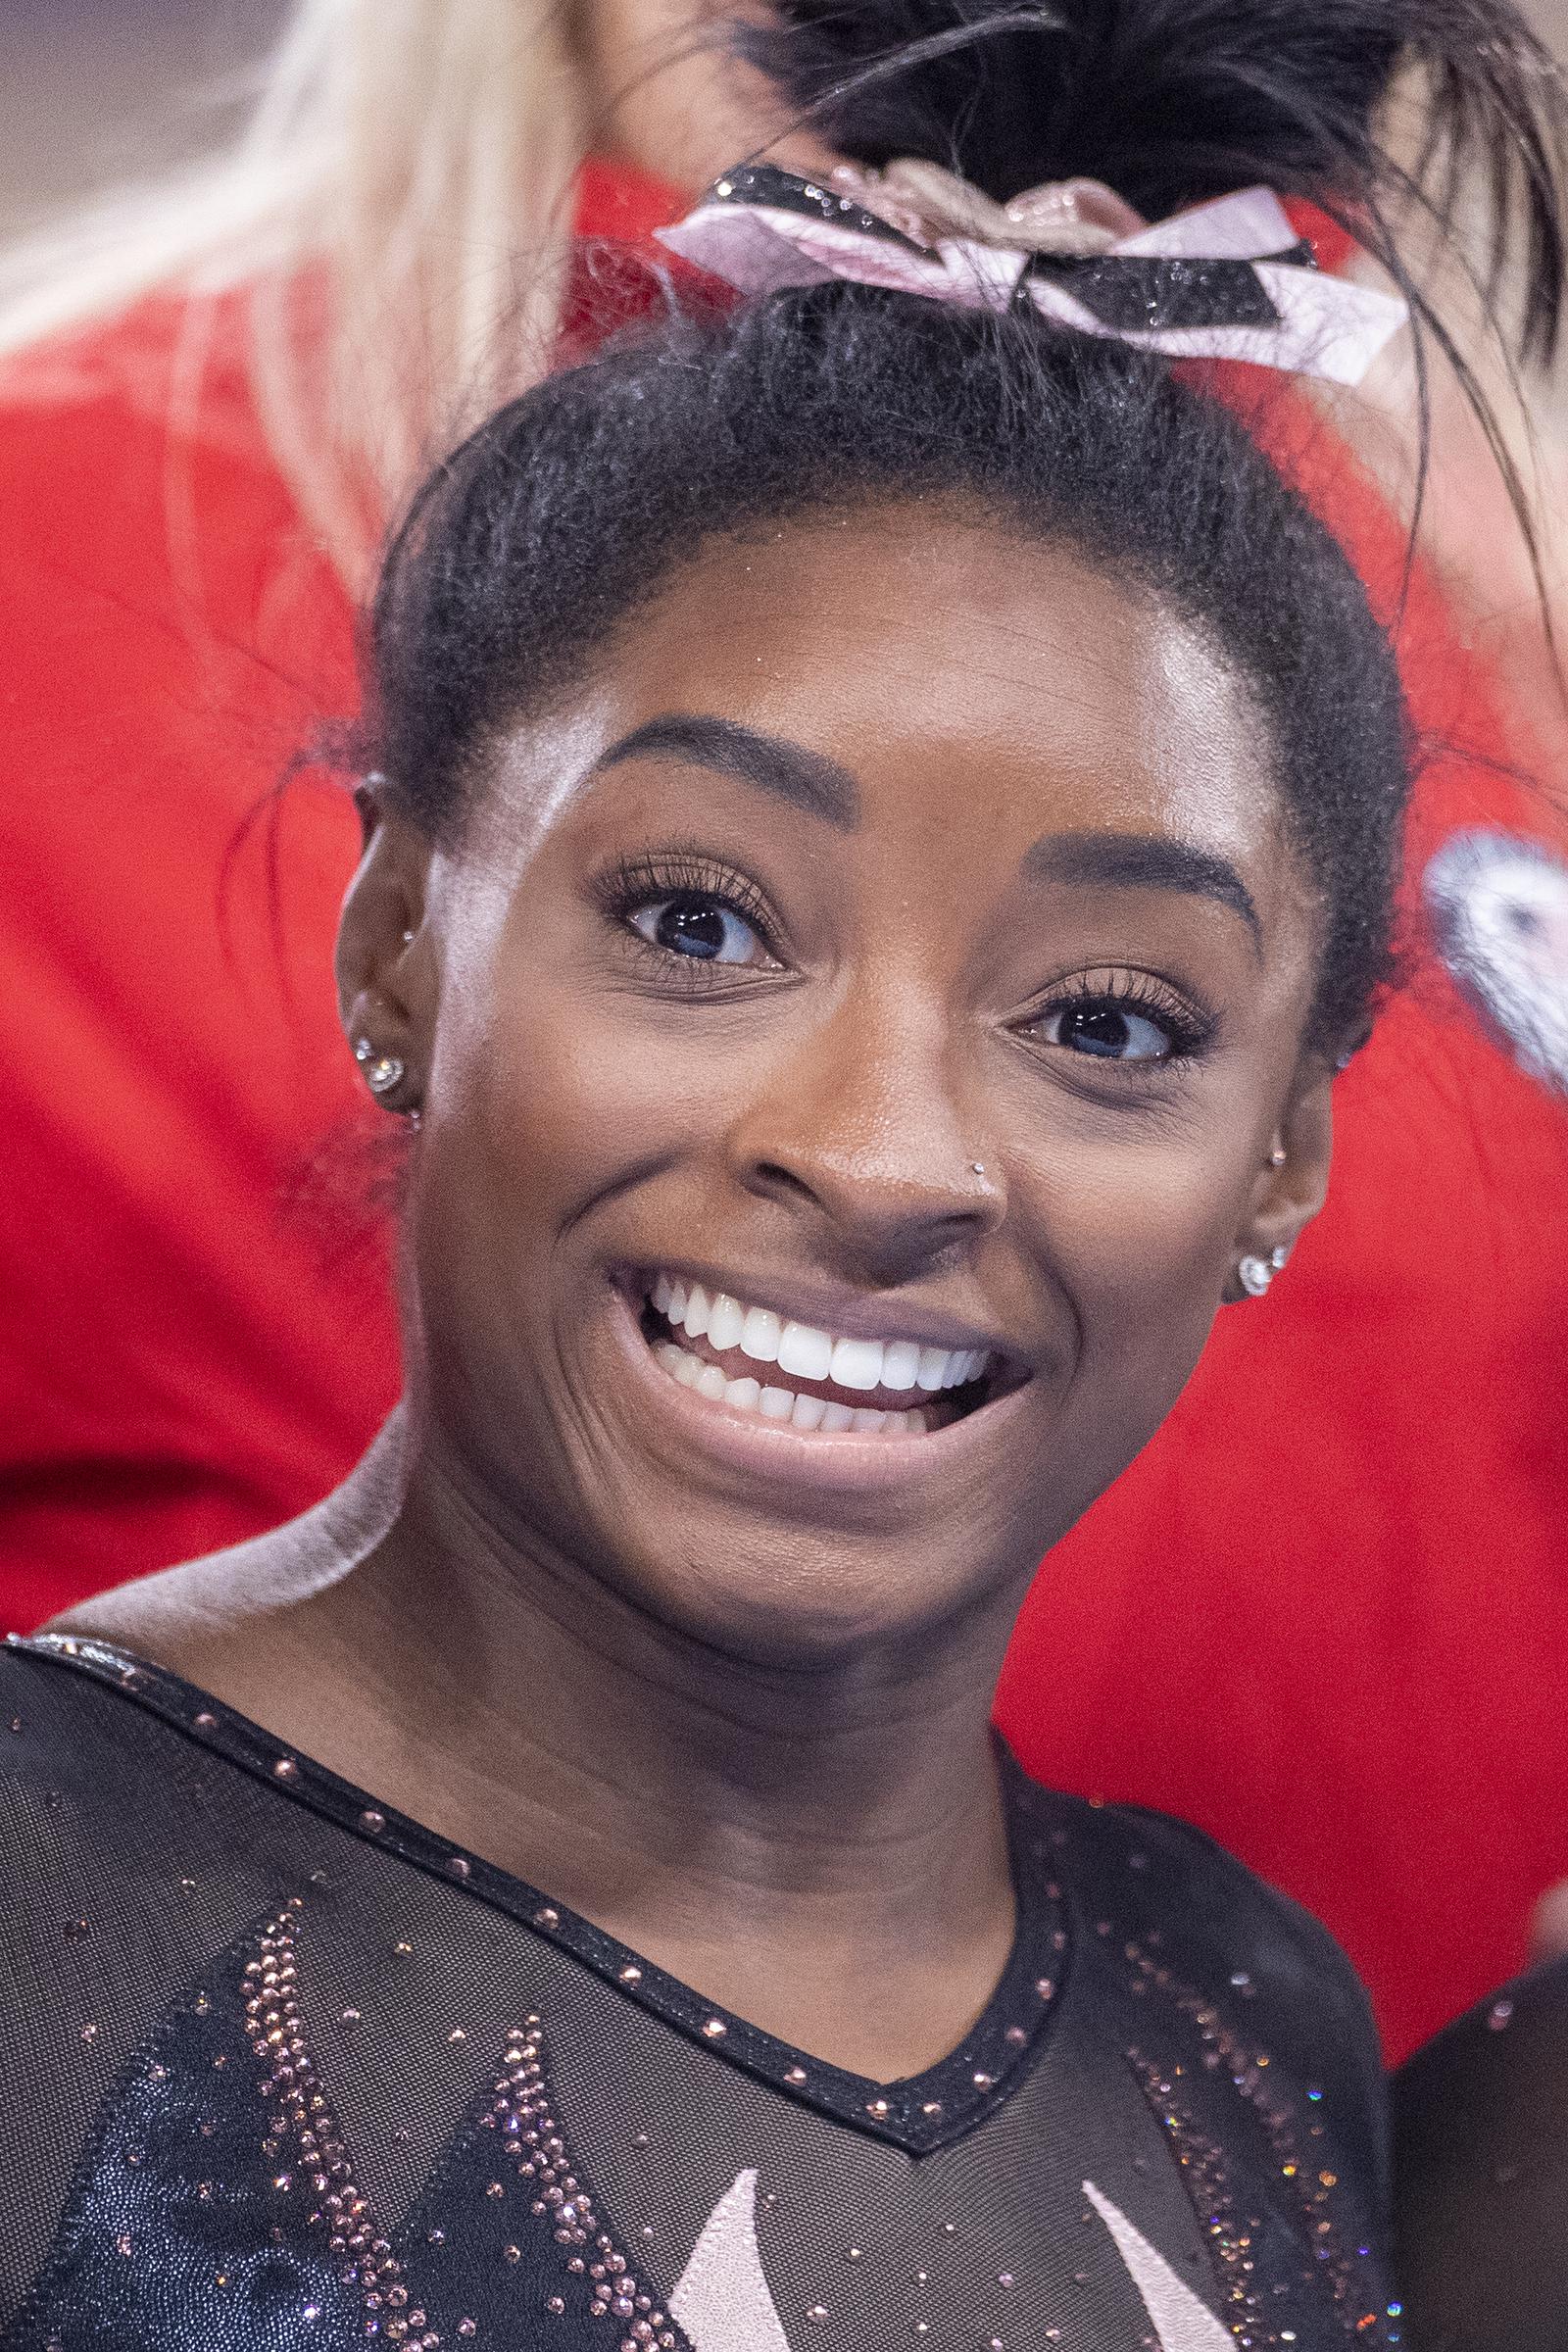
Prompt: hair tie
<box><xmin>657</xmin><ymin>163</ymin><xmax>1407</xmax><ymax>388</ymax></box>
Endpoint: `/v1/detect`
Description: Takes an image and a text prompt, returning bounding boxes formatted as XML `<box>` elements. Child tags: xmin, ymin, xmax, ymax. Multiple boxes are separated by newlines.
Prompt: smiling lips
<box><xmin>644</xmin><ymin>1272</ymin><xmax>996</xmax><ymax>1437</ymax></box>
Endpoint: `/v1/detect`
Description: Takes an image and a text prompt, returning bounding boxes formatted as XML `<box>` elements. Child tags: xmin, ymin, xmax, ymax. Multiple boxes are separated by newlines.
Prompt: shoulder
<box><xmin>1014</xmin><ymin>1768</ymin><xmax>1389</xmax><ymax>2205</ymax></box>
<box><xmin>0</xmin><ymin>281</ymin><xmax>311</xmax><ymax>620</ymax></box>
<box><xmin>0</xmin><ymin>1636</ymin><xmax>220</xmax><ymax>1849</ymax></box>
<box><xmin>0</xmin><ymin>283</ymin><xmax>258</xmax><ymax>438</ymax></box>
<box><xmin>1028</xmin><ymin>1772</ymin><xmax>1370</xmax><ymax>2001</ymax></box>
<box><xmin>43</xmin><ymin>1522</ymin><xmax>334</xmax><ymax>1709</ymax></box>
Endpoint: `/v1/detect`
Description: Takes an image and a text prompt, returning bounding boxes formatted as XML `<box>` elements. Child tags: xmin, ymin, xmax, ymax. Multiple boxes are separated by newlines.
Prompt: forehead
<box><xmin>488</xmin><ymin>504</ymin><xmax>1296</xmax><ymax>890</ymax></box>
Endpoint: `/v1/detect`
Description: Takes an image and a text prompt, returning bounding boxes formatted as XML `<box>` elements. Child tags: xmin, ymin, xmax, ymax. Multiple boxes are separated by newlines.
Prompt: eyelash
<box><xmin>592</xmin><ymin>858</ymin><xmax>1217</xmax><ymax>1063</ymax></box>
<box><xmin>593</xmin><ymin>851</ymin><xmax>781</xmax><ymax>975</ymax></box>
<box><xmin>1020</xmin><ymin>967</ymin><xmax>1217</xmax><ymax>1063</ymax></box>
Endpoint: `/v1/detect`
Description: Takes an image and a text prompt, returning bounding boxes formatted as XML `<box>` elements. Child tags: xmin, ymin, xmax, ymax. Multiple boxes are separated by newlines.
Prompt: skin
<box><xmin>576</xmin><ymin>0</ymin><xmax>843</xmax><ymax>191</ymax></box>
<box><xmin>63</xmin><ymin>507</ymin><xmax>1335</xmax><ymax>2082</ymax></box>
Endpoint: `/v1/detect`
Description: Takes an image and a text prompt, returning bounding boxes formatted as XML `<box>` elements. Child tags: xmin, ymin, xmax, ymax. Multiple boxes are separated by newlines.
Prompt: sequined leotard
<box><xmin>0</xmin><ymin>1637</ymin><xmax>1396</xmax><ymax>2351</ymax></box>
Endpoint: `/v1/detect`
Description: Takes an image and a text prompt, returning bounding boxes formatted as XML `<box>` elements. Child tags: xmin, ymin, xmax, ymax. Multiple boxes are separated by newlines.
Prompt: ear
<box><xmin>1222</xmin><ymin>1054</ymin><xmax>1335</xmax><ymax>1306</ymax></box>
<box><xmin>335</xmin><ymin>781</ymin><xmax>437</xmax><ymax>1117</ymax></box>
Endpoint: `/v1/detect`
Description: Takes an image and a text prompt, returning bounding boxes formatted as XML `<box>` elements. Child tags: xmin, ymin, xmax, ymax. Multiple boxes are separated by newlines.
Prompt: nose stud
<box><xmin>1269</xmin><ymin>1146</ymin><xmax>1287</xmax><ymax>1169</ymax></box>
<box><xmin>971</xmin><ymin>1162</ymin><xmax>987</xmax><ymax>1176</ymax></box>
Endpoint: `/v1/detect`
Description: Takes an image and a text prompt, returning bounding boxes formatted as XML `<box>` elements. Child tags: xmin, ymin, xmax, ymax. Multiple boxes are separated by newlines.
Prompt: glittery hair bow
<box><xmin>657</xmin><ymin>161</ymin><xmax>1408</xmax><ymax>388</ymax></box>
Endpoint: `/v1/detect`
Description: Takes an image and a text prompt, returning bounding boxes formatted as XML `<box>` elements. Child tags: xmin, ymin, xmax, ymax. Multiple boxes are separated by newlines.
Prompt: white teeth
<box><xmin>777</xmin><ymin>1321</ymin><xmax>834</xmax><ymax>1382</ymax></box>
<box><xmin>651</xmin><ymin>1331</ymin><xmax>955</xmax><ymax>1437</ymax></box>
<box><xmin>707</xmin><ymin>1293</ymin><xmax>745</xmax><ymax>1353</ymax></box>
<box><xmin>649</xmin><ymin>1272</ymin><xmax>998</xmax><ymax>1418</ymax></box>
<box><xmin>830</xmin><ymin>1337</ymin><xmax>885</xmax><ymax>1393</ymax></box>
<box><xmin>739</xmin><ymin>1307</ymin><xmax>782</xmax><ymax>1364</ymax></box>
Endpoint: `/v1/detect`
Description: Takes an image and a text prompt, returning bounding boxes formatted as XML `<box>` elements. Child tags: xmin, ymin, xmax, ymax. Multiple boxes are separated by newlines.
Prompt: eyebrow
<box><xmin>1022</xmin><ymin>828</ymin><xmax>1261</xmax><ymax>945</ymax></box>
<box><xmin>590</xmin><ymin>713</ymin><xmax>859</xmax><ymax>830</ymax></box>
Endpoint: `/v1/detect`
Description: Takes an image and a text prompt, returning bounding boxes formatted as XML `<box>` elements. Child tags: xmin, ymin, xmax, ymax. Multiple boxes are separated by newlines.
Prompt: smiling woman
<box><xmin>1</xmin><ymin>3</ymin><xmax>1563</xmax><ymax>2347</ymax></box>
<box><xmin>347</xmin><ymin>470</ymin><xmax>1349</xmax><ymax>1648</ymax></box>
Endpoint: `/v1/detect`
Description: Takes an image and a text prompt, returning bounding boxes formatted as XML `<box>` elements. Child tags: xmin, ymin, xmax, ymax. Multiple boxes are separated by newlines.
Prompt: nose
<box><xmin>725</xmin><ymin>987</ymin><xmax>1004</xmax><ymax>1279</ymax></box>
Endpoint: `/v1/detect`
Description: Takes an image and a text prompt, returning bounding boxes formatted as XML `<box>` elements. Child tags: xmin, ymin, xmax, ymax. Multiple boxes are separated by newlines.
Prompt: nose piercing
<box><xmin>1269</xmin><ymin>1146</ymin><xmax>1287</xmax><ymax>1168</ymax></box>
<box><xmin>971</xmin><ymin>1162</ymin><xmax>987</xmax><ymax>1175</ymax></box>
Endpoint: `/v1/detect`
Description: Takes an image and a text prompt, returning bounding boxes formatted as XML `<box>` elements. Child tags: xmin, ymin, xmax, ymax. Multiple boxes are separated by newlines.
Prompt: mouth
<box><xmin>632</xmin><ymin>1270</ymin><xmax>1023</xmax><ymax>1440</ymax></box>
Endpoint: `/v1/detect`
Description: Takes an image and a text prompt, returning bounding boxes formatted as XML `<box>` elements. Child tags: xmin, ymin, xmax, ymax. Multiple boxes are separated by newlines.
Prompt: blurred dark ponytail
<box><xmin>740</xmin><ymin>0</ymin><xmax>1568</xmax><ymax>364</ymax></box>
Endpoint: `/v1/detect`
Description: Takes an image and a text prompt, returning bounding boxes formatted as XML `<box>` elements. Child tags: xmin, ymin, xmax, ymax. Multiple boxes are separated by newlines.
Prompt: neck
<box><xmin>233</xmin><ymin>1418</ymin><xmax>1026</xmax><ymax>2077</ymax></box>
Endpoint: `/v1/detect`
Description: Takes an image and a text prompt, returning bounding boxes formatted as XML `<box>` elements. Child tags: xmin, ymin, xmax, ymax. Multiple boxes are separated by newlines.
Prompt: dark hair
<box><xmin>366</xmin><ymin>0</ymin><xmax>1568</xmax><ymax>1060</ymax></box>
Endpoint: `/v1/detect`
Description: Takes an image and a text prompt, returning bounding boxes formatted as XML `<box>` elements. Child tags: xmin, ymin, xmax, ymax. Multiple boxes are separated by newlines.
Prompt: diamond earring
<box><xmin>1238</xmin><ymin>1244</ymin><xmax>1292</xmax><ymax>1298</ymax></box>
<box><xmin>355</xmin><ymin>1039</ymin><xmax>407</xmax><ymax>1099</ymax></box>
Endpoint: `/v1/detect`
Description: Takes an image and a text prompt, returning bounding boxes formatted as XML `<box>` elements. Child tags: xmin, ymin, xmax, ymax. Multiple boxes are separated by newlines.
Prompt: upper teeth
<box><xmin>649</xmin><ymin>1274</ymin><xmax>990</xmax><ymax>1396</ymax></box>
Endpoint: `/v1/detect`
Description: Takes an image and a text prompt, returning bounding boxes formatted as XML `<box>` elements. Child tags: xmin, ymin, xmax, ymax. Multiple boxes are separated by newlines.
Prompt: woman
<box><xmin>2</xmin><ymin>0</ymin><xmax>1566</xmax><ymax>2072</ymax></box>
<box><xmin>3</xmin><ymin>23</ymin><xmax>1555</xmax><ymax>2340</ymax></box>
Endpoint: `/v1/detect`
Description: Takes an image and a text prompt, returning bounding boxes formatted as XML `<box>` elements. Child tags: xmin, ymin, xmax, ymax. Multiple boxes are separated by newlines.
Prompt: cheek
<box><xmin>418</xmin><ymin>968</ymin><xmax>750</xmax><ymax>1281</ymax></box>
<box><xmin>1019</xmin><ymin>1113</ymin><xmax>1258</xmax><ymax>1411</ymax></box>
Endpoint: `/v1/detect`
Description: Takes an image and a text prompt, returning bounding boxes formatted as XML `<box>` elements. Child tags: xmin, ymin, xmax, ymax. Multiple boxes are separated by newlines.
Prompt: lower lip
<box><xmin>606</xmin><ymin>1283</ymin><xmax>1032</xmax><ymax>1494</ymax></box>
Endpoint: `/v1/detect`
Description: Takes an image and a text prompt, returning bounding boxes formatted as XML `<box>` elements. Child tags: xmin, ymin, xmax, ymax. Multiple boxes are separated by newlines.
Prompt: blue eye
<box><xmin>630</xmin><ymin>893</ymin><xmax>765</xmax><ymax>964</ymax></box>
<box><xmin>1040</xmin><ymin>1003</ymin><xmax>1175</xmax><ymax>1061</ymax></box>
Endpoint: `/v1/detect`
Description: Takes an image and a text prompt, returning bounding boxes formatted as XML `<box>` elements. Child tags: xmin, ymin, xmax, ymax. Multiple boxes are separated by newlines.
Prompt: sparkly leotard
<box><xmin>0</xmin><ymin>1637</ymin><xmax>1396</xmax><ymax>2351</ymax></box>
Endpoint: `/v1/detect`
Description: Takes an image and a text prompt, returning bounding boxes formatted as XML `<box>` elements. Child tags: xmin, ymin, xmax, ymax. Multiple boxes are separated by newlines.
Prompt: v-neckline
<box><xmin>16</xmin><ymin>1633</ymin><xmax>1073</xmax><ymax>2155</ymax></box>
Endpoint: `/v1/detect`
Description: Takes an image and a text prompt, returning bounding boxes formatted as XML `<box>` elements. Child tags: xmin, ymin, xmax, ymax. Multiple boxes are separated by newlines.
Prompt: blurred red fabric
<box><xmin>1</xmin><ymin>162</ymin><xmax>1564</xmax><ymax>2064</ymax></box>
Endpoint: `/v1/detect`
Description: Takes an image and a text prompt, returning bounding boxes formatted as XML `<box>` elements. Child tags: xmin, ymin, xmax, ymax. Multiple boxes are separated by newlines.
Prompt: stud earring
<box><xmin>1269</xmin><ymin>1146</ymin><xmax>1287</xmax><ymax>1169</ymax></box>
<box><xmin>355</xmin><ymin>1038</ymin><xmax>407</xmax><ymax>1099</ymax></box>
<box><xmin>1238</xmin><ymin>1244</ymin><xmax>1292</xmax><ymax>1298</ymax></box>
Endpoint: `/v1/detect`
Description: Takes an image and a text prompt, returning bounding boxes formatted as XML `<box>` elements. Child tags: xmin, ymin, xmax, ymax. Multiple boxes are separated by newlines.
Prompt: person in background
<box><xmin>1</xmin><ymin>0</ymin><xmax>1565</xmax><ymax>2070</ymax></box>
<box><xmin>1394</xmin><ymin>1943</ymin><xmax>1568</xmax><ymax>2347</ymax></box>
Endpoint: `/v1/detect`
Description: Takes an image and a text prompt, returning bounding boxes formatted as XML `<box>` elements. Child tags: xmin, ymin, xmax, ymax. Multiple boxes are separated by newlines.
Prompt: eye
<box><xmin>628</xmin><ymin>892</ymin><xmax>771</xmax><ymax>966</ymax></box>
<box><xmin>1017</xmin><ymin>969</ymin><xmax>1214</xmax><ymax>1069</ymax></box>
<box><xmin>1038</xmin><ymin>1001</ymin><xmax>1176</xmax><ymax>1061</ymax></box>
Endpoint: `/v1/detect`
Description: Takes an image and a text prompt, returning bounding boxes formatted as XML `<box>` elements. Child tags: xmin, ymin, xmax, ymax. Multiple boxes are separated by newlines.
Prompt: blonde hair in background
<box><xmin>0</xmin><ymin>0</ymin><xmax>592</xmax><ymax>583</ymax></box>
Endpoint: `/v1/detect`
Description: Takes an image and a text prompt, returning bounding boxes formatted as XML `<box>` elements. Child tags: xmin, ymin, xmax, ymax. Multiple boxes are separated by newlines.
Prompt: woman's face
<box><xmin>345</xmin><ymin>507</ymin><xmax>1331</xmax><ymax>1662</ymax></box>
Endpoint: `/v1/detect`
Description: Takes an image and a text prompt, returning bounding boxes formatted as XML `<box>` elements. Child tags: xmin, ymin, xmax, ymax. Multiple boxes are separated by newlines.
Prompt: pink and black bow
<box><xmin>658</xmin><ymin>163</ymin><xmax>1407</xmax><ymax>387</ymax></box>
